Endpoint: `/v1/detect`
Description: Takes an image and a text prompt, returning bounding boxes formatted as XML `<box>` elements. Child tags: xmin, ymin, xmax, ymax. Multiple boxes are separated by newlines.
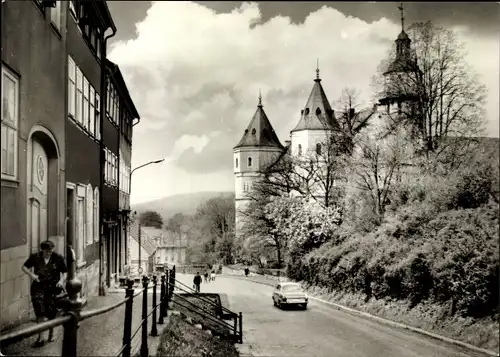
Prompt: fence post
<box><xmin>140</xmin><ymin>276</ymin><xmax>149</xmax><ymax>357</ymax></box>
<box><xmin>233</xmin><ymin>314</ymin><xmax>237</xmax><ymax>342</ymax></box>
<box><xmin>151</xmin><ymin>275</ymin><xmax>158</xmax><ymax>336</ymax></box>
<box><xmin>158</xmin><ymin>275</ymin><xmax>165</xmax><ymax>325</ymax></box>
<box><xmin>122</xmin><ymin>279</ymin><xmax>135</xmax><ymax>357</ymax></box>
<box><xmin>61</xmin><ymin>269</ymin><xmax>83</xmax><ymax>357</ymax></box>
<box><xmin>238</xmin><ymin>312</ymin><xmax>243</xmax><ymax>344</ymax></box>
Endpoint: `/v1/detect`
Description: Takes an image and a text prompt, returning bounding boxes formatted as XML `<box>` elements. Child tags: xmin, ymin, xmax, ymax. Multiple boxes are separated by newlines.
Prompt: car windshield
<box><xmin>282</xmin><ymin>284</ymin><xmax>302</xmax><ymax>292</ymax></box>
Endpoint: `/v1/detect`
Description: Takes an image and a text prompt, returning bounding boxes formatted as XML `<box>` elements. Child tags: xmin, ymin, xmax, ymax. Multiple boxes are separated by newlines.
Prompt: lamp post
<box><xmin>129</xmin><ymin>158</ymin><xmax>164</xmax><ymax>277</ymax></box>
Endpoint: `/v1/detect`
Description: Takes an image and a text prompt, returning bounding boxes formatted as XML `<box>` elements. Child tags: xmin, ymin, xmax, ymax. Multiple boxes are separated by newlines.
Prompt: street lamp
<box><xmin>129</xmin><ymin>158</ymin><xmax>165</xmax><ymax>276</ymax></box>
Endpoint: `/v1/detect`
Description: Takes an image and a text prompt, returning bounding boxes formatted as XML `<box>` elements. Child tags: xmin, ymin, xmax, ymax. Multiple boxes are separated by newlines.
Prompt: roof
<box><xmin>234</xmin><ymin>96</ymin><xmax>284</xmax><ymax>150</ymax></box>
<box><xmin>291</xmin><ymin>72</ymin><xmax>339</xmax><ymax>133</ymax></box>
<box><xmin>129</xmin><ymin>222</ymin><xmax>157</xmax><ymax>255</ymax></box>
<box><xmin>105</xmin><ymin>59</ymin><xmax>140</xmax><ymax>119</ymax></box>
<box><xmin>95</xmin><ymin>1</ymin><xmax>117</xmax><ymax>33</ymax></box>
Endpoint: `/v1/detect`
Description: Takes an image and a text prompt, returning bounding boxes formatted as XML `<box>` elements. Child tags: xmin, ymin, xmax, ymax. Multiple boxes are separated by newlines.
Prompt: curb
<box><xmin>223</xmin><ymin>275</ymin><xmax>498</xmax><ymax>357</ymax></box>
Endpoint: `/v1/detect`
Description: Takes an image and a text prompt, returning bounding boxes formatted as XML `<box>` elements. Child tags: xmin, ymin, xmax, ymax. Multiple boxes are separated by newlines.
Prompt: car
<box><xmin>272</xmin><ymin>282</ymin><xmax>308</xmax><ymax>309</ymax></box>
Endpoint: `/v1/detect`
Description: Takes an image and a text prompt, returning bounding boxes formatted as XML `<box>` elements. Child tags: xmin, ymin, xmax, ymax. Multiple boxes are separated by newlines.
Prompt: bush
<box><xmin>289</xmin><ymin>203</ymin><xmax>499</xmax><ymax>319</ymax></box>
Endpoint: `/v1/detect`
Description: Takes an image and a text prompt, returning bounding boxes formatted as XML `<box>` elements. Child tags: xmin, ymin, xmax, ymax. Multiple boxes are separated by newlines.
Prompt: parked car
<box><xmin>272</xmin><ymin>282</ymin><xmax>308</xmax><ymax>309</ymax></box>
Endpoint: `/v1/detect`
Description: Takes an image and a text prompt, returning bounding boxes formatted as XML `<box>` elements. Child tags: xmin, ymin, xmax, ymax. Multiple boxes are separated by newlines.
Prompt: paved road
<box><xmin>176</xmin><ymin>273</ymin><xmax>487</xmax><ymax>357</ymax></box>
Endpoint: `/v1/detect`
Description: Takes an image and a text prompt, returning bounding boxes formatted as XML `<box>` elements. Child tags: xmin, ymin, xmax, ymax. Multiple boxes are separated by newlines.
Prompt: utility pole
<box><xmin>138</xmin><ymin>223</ymin><xmax>142</xmax><ymax>276</ymax></box>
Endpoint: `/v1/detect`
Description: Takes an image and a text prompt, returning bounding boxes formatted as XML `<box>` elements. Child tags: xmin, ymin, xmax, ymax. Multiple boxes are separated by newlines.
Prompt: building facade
<box><xmin>102</xmin><ymin>59</ymin><xmax>139</xmax><ymax>289</ymax></box>
<box><xmin>0</xmin><ymin>0</ymin><xmax>140</xmax><ymax>330</ymax></box>
<box><xmin>65</xmin><ymin>0</ymin><xmax>115</xmax><ymax>300</ymax></box>
<box><xmin>127</xmin><ymin>222</ymin><xmax>156</xmax><ymax>277</ymax></box>
<box><xmin>139</xmin><ymin>227</ymin><xmax>188</xmax><ymax>271</ymax></box>
<box><xmin>1</xmin><ymin>0</ymin><xmax>68</xmax><ymax>330</ymax></box>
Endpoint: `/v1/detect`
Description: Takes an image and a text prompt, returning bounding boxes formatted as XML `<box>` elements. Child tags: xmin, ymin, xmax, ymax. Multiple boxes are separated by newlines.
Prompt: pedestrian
<box><xmin>22</xmin><ymin>240</ymin><xmax>67</xmax><ymax>348</ymax></box>
<box><xmin>193</xmin><ymin>272</ymin><xmax>202</xmax><ymax>293</ymax></box>
<box><xmin>210</xmin><ymin>270</ymin><xmax>216</xmax><ymax>282</ymax></box>
<box><xmin>244</xmin><ymin>267</ymin><xmax>249</xmax><ymax>277</ymax></box>
<box><xmin>204</xmin><ymin>271</ymin><xmax>209</xmax><ymax>283</ymax></box>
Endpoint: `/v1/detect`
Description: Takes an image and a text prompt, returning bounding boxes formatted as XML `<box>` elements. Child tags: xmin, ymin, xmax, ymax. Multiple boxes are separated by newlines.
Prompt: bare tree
<box><xmin>348</xmin><ymin>123</ymin><xmax>414</xmax><ymax>223</ymax></box>
<box><xmin>372</xmin><ymin>21</ymin><xmax>487</xmax><ymax>156</ymax></box>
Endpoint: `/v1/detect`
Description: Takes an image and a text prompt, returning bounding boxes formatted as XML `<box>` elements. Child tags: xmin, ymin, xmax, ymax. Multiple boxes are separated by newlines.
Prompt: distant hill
<box><xmin>131</xmin><ymin>191</ymin><xmax>235</xmax><ymax>220</ymax></box>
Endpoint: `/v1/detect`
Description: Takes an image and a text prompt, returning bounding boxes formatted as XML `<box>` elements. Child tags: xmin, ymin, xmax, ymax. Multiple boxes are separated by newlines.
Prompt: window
<box><xmin>247</xmin><ymin>157</ymin><xmax>252</xmax><ymax>167</ymax></box>
<box><xmin>93</xmin><ymin>188</ymin><xmax>99</xmax><ymax>243</ymax></box>
<box><xmin>298</xmin><ymin>144</ymin><xmax>302</xmax><ymax>156</ymax></box>
<box><xmin>119</xmin><ymin>155</ymin><xmax>130</xmax><ymax>194</ymax></box>
<box><xmin>96</xmin><ymin>28</ymin><xmax>102</xmax><ymax>59</ymax></box>
<box><xmin>83</xmin><ymin>78</ymin><xmax>89</xmax><ymax>130</ymax></box>
<box><xmin>76</xmin><ymin>68</ymin><xmax>83</xmax><ymax>124</ymax></box>
<box><xmin>316</xmin><ymin>143</ymin><xmax>322</xmax><ymax>155</ymax></box>
<box><xmin>235</xmin><ymin>158</ymin><xmax>238</xmax><ymax>168</ymax></box>
<box><xmin>1</xmin><ymin>66</ymin><xmax>19</xmax><ymax>180</ymax></box>
<box><xmin>68</xmin><ymin>57</ymin><xmax>76</xmax><ymax>117</ymax></box>
<box><xmin>50</xmin><ymin>1</ymin><xmax>62</xmax><ymax>31</ymax></box>
<box><xmin>86</xmin><ymin>184</ymin><xmax>93</xmax><ymax>246</ymax></box>
<box><xmin>104</xmin><ymin>148</ymin><xmax>118</xmax><ymax>186</ymax></box>
<box><xmin>95</xmin><ymin>93</ymin><xmax>101</xmax><ymax>140</ymax></box>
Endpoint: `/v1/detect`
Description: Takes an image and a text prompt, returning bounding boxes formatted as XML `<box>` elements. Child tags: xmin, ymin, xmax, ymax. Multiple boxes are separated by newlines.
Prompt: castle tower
<box><xmin>290</xmin><ymin>62</ymin><xmax>340</xmax><ymax>158</ymax></box>
<box><xmin>233</xmin><ymin>92</ymin><xmax>285</xmax><ymax>237</ymax></box>
<box><xmin>379</xmin><ymin>3</ymin><xmax>420</xmax><ymax>116</ymax></box>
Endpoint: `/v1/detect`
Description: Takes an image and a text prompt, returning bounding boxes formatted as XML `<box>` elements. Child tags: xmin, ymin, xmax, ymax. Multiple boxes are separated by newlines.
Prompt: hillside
<box><xmin>132</xmin><ymin>191</ymin><xmax>235</xmax><ymax>220</ymax></box>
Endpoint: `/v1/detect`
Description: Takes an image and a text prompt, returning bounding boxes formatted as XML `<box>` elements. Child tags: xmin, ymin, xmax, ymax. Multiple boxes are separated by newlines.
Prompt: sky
<box><xmin>106</xmin><ymin>1</ymin><xmax>500</xmax><ymax>204</ymax></box>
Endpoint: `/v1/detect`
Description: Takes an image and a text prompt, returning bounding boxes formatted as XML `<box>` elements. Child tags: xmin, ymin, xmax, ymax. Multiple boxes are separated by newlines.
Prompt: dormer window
<box><xmin>316</xmin><ymin>143</ymin><xmax>322</xmax><ymax>155</ymax></box>
<box><xmin>251</xmin><ymin>128</ymin><xmax>256</xmax><ymax>135</ymax></box>
<box><xmin>298</xmin><ymin>144</ymin><xmax>302</xmax><ymax>156</ymax></box>
<box><xmin>247</xmin><ymin>157</ymin><xmax>252</xmax><ymax>167</ymax></box>
<box><xmin>305</xmin><ymin>108</ymin><xmax>310</xmax><ymax>115</ymax></box>
<box><xmin>316</xmin><ymin>107</ymin><xmax>321</xmax><ymax>115</ymax></box>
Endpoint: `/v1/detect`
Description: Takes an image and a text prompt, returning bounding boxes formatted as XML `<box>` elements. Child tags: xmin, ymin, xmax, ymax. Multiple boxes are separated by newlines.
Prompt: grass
<box><xmin>304</xmin><ymin>284</ymin><xmax>499</xmax><ymax>352</ymax></box>
<box><xmin>156</xmin><ymin>314</ymin><xmax>239</xmax><ymax>357</ymax></box>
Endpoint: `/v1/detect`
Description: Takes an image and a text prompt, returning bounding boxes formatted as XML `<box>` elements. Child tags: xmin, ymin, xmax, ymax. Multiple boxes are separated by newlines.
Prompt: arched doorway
<box><xmin>26</xmin><ymin>127</ymin><xmax>61</xmax><ymax>255</ymax></box>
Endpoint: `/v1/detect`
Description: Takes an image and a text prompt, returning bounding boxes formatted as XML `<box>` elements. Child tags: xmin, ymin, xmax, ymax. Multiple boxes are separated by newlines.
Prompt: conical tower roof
<box><xmin>291</xmin><ymin>66</ymin><xmax>339</xmax><ymax>133</ymax></box>
<box><xmin>234</xmin><ymin>93</ymin><xmax>284</xmax><ymax>150</ymax></box>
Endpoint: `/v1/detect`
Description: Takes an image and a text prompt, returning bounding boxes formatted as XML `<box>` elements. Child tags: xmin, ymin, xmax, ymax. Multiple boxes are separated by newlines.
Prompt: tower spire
<box><xmin>258</xmin><ymin>88</ymin><xmax>262</xmax><ymax>107</ymax></box>
<box><xmin>398</xmin><ymin>3</ymin><xmax>405</xmax><ymax>32</ymax></box>
<box><xmin>315</xmin><ymin>58</ymin><xmax>320</xmax><ymax>81</ymax></box>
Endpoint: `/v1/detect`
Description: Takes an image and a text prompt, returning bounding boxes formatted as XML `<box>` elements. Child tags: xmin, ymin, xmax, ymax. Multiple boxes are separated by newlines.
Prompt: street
<box><xmin>176</xmin><ymin>274</ymin><xmax>486</xmax><ymax>357</ymax></box>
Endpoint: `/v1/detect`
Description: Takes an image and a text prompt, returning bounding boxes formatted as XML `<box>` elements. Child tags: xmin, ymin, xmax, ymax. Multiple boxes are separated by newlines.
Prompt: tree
<box><xmin>139</xmin><ymin>210</ymin><xmax>163</xmax><ymax>228</ymax></box>
<box><xmin>348</xmin><ymin>122</ymin><xmax>415</xmax><ymax>224</ymax></box>
<box><xmin>164</xmin><ymin>213</ymin><xmax>189</xmax><ymax>234</ymax></box>
<box><xmin>185</xmin><ymin>196</ymin><xmax>236</xmax><ymax>265</ymax></box>
<box><xmin>373</xmin><ymin>21</ymin><xmax>487</xmax><ymax>156</ymax></box>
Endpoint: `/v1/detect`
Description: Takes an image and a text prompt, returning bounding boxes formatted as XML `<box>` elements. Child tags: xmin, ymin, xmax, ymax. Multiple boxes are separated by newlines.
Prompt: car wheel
<box><xmin>302</xmin><ymin>304</ymin><xmax>308</xmax><ymax>310</ymax></box>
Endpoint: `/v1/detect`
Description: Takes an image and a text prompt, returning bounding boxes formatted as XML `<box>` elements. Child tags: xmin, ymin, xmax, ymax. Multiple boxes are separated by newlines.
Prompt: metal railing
<box><xmin>0</xmin><ymin>266</ymin><xmax>243</xmax><ymax>356</ymax></box>
<box><xmin>168</xmin><ymin>277</ymin><xmax>243</xmax><ymax>343</ymax></box>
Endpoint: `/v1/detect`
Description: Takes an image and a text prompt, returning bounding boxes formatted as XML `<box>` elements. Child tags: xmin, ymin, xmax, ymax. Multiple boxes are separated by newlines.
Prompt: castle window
<box><xmin>247</xmin><ymin>157</ymin><xmax>252</xmax><ymax>167</ymax></box>
<box><xmin>235</xmin><ymin>158</ymin><xmax>238</xmax><ymax>168</ymax></box>
<box><xmin>316</xmin><ymin>107</ymin><xmax>321</xmax><ymax>115</ymax></box>
<box><xmin>316</xmin><ymin>143</ymin><xmax>322</xmax><ymax>155</ymax></box>
<box><xmin>298</xmin><ymin>144</ymin><xmax>302</xmax><ymax>156</ymax></box>
<box><xmin>251</xmin><ymin>128</ymin><xmax>256</xmax><ymax>135</ymax></box>
<box><xmin>305</xmin><ymin>108</ymin><xmax>310</xmax><ymax>115</ymax></box>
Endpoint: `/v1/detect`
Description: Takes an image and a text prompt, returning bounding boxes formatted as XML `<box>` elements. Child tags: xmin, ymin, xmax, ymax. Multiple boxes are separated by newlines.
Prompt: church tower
<box><xmin>233</xmin><ymin>93</ymin><xmax>284</xmax><ymax>237</ymax></box>
<box><xmin>290</xmin><ymin>63</ymin><xmax>340</xmax><ymax>158</ymax></box>
<box><xmin>379</xmin><ymin>3</ymin><xmax>420</xmax><ymax>116</ymax></box>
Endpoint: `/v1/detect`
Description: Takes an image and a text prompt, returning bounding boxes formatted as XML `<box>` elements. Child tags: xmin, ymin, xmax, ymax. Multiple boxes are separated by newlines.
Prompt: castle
<box><xmin>233</xmin><ymin>6</ymin><xmax>416</xmax><ymax>238</ymax></box>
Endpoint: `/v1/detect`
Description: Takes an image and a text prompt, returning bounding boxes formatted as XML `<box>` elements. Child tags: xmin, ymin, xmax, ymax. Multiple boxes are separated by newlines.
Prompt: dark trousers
<box><xmin>194</xmin><ymin>283</ymin><xmax>200</xmax><ymax>293</ymax></box>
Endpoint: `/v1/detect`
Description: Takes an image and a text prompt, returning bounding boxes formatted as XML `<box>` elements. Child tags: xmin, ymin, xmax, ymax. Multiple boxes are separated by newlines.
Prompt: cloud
<box><xmin>108</xmin><ymin>1</ymin><xmax>499</xmax><ymax>203</ymax></box>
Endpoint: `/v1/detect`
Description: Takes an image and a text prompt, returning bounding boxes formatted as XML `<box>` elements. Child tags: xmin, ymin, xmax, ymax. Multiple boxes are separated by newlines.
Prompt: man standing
<box><xmin>193</xmin><ymin>272</ymin><xmax>202</xmax><ymax>293</ymax></box>
<box><xmin>22</xmin><ymin>240</ymin><xmax>67</xmax><ymax>347</ymax></box>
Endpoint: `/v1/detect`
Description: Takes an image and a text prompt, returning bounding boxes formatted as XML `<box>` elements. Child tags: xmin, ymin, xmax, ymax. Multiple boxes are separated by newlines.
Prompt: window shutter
<box><xmin>86</xmin><ymin>184</ymin><xmax>93</xmax><ymax>246</ymax></box>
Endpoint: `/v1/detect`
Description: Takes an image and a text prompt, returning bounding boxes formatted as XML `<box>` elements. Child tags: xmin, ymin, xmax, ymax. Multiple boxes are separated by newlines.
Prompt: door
<box><xmin>29</xmin><ymin>139</ymin><xmax>48</xmax><ymax>254</ymax></box>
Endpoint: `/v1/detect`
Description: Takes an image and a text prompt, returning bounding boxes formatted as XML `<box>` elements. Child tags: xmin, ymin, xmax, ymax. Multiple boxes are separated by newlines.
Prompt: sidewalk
<box><xmin>1</xmin><ymin>289</ymin><xmax>160</xmax><ymax>356</ymax></box>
